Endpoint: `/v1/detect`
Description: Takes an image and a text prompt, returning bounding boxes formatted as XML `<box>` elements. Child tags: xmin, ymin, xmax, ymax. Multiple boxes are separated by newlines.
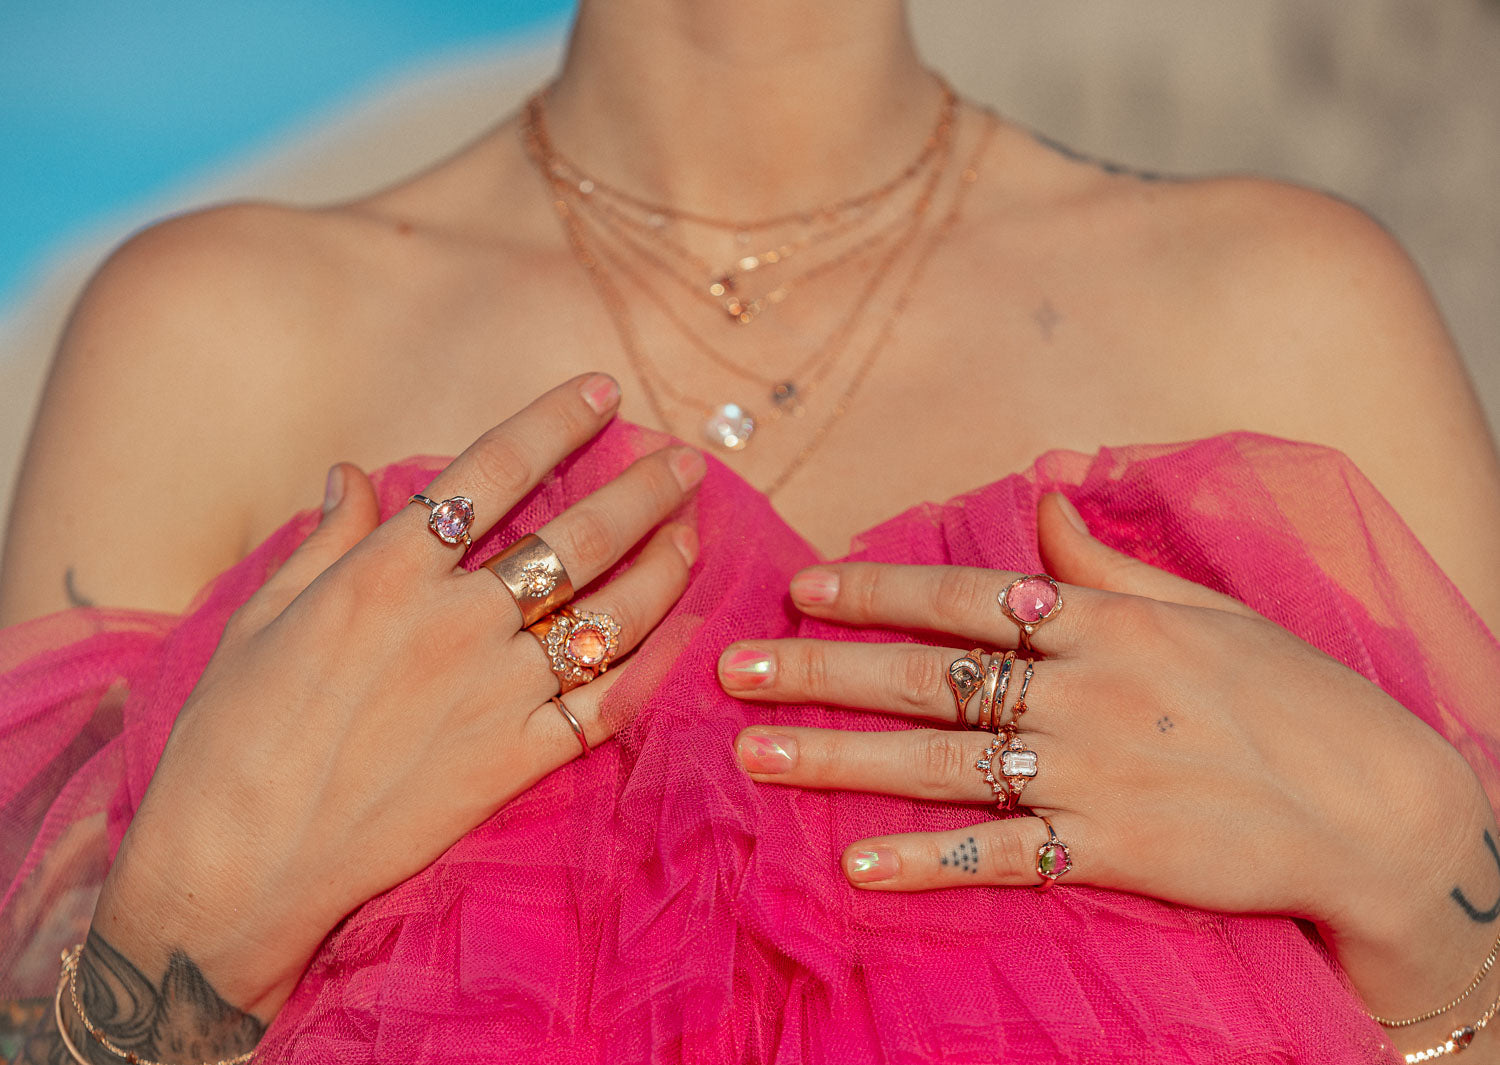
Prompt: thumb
<box><xmin>241</xmin><ymin>463</ymin><xmax>382</xmax><ymax>626</ymax></box>
<box><xmin>1036</xmin><ymin>492</ymin><xmax>1254</xmax><ymax>615</ymax></box>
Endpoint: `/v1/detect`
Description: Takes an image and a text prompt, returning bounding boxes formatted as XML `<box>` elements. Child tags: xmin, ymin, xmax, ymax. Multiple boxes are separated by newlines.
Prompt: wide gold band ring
<box><xmin>485</xmin><ymin>533</ymin><xmax>575</xmax><ymax>626</ymax></box>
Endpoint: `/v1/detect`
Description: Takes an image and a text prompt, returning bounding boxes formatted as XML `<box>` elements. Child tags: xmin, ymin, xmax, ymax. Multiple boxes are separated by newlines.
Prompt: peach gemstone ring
<box><xmin>998</xmin><ymin>574</ymin><xmax>1063</xmax><ymax>653</ymax></box>
<box><xmin>408</xmin><ymin>493</ymin><xmax>476</xmax><ymax>548</ymax></box>
<box><xmin>528</xmin><ymin>606</ymin><xmax>622</xmax><ymax>694</ymax></box>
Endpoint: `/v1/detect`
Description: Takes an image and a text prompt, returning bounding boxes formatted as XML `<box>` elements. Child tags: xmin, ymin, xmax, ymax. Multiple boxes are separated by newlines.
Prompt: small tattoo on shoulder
<box><xmin>64</xmin><ymin>567</ymin><xmax>95</xmax><ymax>608</ymax></box>
<box><xmin>940</xmin><ymin>836</ymin><xmax>981</xmax><ymax>874</ymax></box>
<box><xmin>1033</xmin><ymin>299</ymin><xmax>1062</xmax><ymax>341</ymax></box>
<box><xmin>1156</xmin><ymin>716</ymin><xmax>1174</xmax><ymax>733</ymax></box>
<box><xmin>1453</xmin><ymin>829</ymin><xmax>1500</xmax><ymax>923</ymax></box>
<box><xmin>1030</xmin><ymin>131</ymin><xmax>1177</xmax><ymax>183</ymax></box>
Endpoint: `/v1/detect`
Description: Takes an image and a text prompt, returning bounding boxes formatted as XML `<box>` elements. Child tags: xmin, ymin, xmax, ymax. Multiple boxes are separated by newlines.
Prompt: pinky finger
<box><xmin>842</xmin><ymin>816</ymin><xmax>1080</xmax><ymax>892</ymax></box>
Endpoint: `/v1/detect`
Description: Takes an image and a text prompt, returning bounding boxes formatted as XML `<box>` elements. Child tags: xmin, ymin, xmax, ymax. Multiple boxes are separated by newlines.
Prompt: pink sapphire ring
<box><xmin>1035</xmin><ymin>816</ymin><xmax>1072</xmax><ymax>891</ymax></box>
<box><xmin>409</xmin><ymin>493</ymin><xmax>476</xmax><ymax>548</ymax></box>
<box><xmin>528</xmin><ymin>606</ymin><xmax>622</xmax><ymax>694</ymax></box>
<box><xmin>485</xmin><ymin>533</ymin><xmax>575</xmax><ymax>627</ymax></box>
<box><xmin>999</xmin><ymin>574</ymin><xmax>1064</xmax><ymax>653</ymax></box>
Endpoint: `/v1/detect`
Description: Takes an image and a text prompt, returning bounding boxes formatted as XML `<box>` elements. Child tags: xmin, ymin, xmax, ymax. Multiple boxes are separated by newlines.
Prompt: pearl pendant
<box><xmin>704</xmin><ymin>403</ymin><xmax>755</xmax><ymax>451</ymax></box>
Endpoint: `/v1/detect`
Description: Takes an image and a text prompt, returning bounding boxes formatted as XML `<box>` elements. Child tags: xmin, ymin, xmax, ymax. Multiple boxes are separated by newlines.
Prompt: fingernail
<box><xmin>581</xmin><ymin>374</ymin><xmax>620</xmax><ymax>414</ymax></box>
<box><xmin>322</xmin><ymin>465</ymin><xmax>344</xmax><ymax>514</ymax></box>
<box><xmin>720</xmin><ymin>648</ymin><xmax>775</xmax><ymax>688</ymax></box>
<box><xmin>670</xmin><ymin>447</ymin><xmax>707</xmax><ymax>490</ymax></box>
<box><xmin>790</xmin><ymin>569</ymin><xmax>839</xmax><ymax>605</ymax></box>
<box><xmin>737</xmin><ymin>730</ymin><xmax>796</xmax><ymax>773</ymax></box>
<box><xmin>671</xmin><ymin>524</ymin><xmax>699</xmax><ymax>565</ymax></box>
<box><xmin>847</xmin><ymin>847</ymin><xmax>900</xmax><ymax>884</ymax></box>
<box><xmin>1054</xmin><ymin>494</ymin><xmax>1089</xmax><ymax>536</ymax></box>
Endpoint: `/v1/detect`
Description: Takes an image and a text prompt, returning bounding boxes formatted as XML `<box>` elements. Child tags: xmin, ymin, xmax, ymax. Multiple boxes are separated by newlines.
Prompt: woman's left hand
<box><xmin>717</xmin><ymin>493</ymin><xmax>1500</xmax><ymax>1032</ymax></box>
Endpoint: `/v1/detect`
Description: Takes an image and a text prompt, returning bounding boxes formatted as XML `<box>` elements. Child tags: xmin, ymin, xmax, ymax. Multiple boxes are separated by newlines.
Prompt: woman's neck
<box><xmin>544</xmin><ymin>0</ymin><xmax>941</xmax><ymax>222</ymax></box>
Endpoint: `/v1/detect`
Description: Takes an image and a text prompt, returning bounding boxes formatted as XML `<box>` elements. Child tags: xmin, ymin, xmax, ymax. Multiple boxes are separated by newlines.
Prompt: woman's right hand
<box><xmin>87</xmin><ymin>374</ymin><xmax>703</xmax><ymax>1024</ymax></box>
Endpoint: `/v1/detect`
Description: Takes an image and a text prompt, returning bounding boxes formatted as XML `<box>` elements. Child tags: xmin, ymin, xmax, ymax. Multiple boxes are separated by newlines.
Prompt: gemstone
<box><xmin>1005</xmin><ymin>577</ymin><xmax>1060</xmax><ymax>625</ymax></box>
<box><xmin>519</xmin><ymin>560</ymin><xmax>558</xmax><ymax>597</ymax></box>
<box><xmin>949</xmin><ymin>657</ymin><xmax>983</xmax><ymax>695</ymax></box>
<box><xmin>1000</xmin><ymin>748</ymin><xmax>1038</xmax><ymax>777</ymax></box>
<box><xmin>430</xmin><ymin>497</ymin><xmax>475</xmax><ymax>543</ymax></box>
<box><xmin>771</xmin><ymin>381</ymin><xmax>800</xmax><ymax>409</ymax></box>
<box><xmin>1452</xmin><ymin>1027</ymin><xmax>1476</xmax><ymax>1050</ymax></box>
<box><xmin>704</xmin><ymin>403</ymin><xmax>755</xmax><ymax>451</ymax></box>
<box><xmin>1038</xmin><ymin>841</ymin><xmax>1071</xmax><ymax>878</ymax></box>
<box><xmin>577</xmin><ymin>179</ymin><xmax>595</xmax><ymax>194</ymax></box>
<box><xmin>566</xmin><ymin>628</ymin><xmax>608</xmax><ymax>666</ymax></box>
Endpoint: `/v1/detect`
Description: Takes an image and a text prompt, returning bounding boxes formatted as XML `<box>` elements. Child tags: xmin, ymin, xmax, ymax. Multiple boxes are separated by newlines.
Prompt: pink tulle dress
<box><xmin>3</xmin><ymin>426</ymin><xmax>1497</xmax><ymax>1063</ymax></box>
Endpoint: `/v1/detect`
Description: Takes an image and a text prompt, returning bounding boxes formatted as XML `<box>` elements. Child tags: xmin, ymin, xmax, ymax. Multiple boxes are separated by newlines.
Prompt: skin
<box><xmin>5</xmin><ymin>0</ymin><xmax>1500</xmax><ymax>1060</ymax></box>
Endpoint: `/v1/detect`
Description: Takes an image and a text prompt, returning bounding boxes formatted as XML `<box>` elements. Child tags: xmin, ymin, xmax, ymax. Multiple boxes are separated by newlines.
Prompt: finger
<box><xmin>479</xmin><ymin>444</ymin><xmax>705</xmax><ymax>630</ymax></box>
<box><xmin>396</xmin><ymin>374</ymin><xmax>622</xmax><ymax>571</ymax></box>
<box><xmin>720</xmin><ymin>639</ymin><xmax>1055</xmax><ymax>728</ymax></box>
<box><xmin>237</xmin><ymin>463</ymin><xmax>381</xmax><ymax>629</ymax></box>
<box><xmin>505</xmin><ymin>522</ymin><xmax>698</xmax><ymax>701</ymax></box>
<box><xmin>788</xmin><ymin>562</ymin><xmax>1088</xmax><ymax>653</ymax></box>
<box><xmin>734</xmin><ymin>725</ymin><xmax>1002</xmax><ymax>804</ymax></box>
<box><xmin>840</xmin><ymin>816</ymin><xmax>1081</xmax><ymax>892</ymax></box>
<box><xmin>1037</xmin><ymin>493</ymin><xmax>1258</xmax><ymax>618</ymax></box>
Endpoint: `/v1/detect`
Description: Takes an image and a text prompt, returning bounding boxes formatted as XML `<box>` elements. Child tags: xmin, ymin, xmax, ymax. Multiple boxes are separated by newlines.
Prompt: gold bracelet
<box><xmin>1371</xmin><ymin>926</ymin><xmax>1500</xmax><ymax>1028</ymax></box>
<box><xmin>53</xmin><ymin>962</ymin><xmax>91</xmax><ymax>1065</ymax></box>
<box><xmin>1400</xmin><ymin>984</ymin><xmax>1500</xmax><ymax>1063</ymax></box>
<box><xmin>59</xmin><ymin>944</ymin><xmax>257</xmax><ymax>1065</ymax></box>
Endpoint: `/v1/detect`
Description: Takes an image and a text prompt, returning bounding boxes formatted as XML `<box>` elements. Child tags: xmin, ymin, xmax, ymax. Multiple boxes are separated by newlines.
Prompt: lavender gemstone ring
<box><xmin>998</xmin><ymin>574</ymin><xmax>1064</xmax><ymax>652</ymax></box>
<box><xmin>408</xmin><ymin>493</ymin><xmax>476</xmax><ymax>548</ymax></box>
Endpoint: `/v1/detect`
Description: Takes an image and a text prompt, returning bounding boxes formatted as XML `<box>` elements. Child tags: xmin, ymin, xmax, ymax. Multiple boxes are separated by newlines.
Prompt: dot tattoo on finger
<box><xmin>940</xmin><ymin>837</ymin><xmax>981</xmax><ymax>874</ymax></box>
<box><xmin>1156</xmin><ymin>716</ymin><xmax>1174</xmax><ymax>733</ymax></box>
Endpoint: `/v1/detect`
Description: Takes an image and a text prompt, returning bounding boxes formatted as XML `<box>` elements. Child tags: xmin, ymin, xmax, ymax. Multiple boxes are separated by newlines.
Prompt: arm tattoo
<box><xmin>18</xmin><ymin>931</ymin><xmax>264</xmax><ymax>1064</ymax></box>
<box><xmin>940</xmin><ymin>837</ymin><xmax>981</xmax><ymax>874</ymax></box>
<box><xmin>63</xmin><ymin>568</ymin><xmax>95</xmax><ymax>609</ymax></box>
<box><xmin>1453</xmin><ymin>830</ymin><xmax>1500</xmax><ymax>923</ymax></box>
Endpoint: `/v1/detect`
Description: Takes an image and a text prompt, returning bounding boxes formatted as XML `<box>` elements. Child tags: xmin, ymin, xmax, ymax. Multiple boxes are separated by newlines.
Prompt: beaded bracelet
<box><xmin>1371</xmin><ymin>926</ymin><xmax>1500</xmax><ymax>1029</ymax></box>
<box><xmin>57</xmin><ymin>944</ymin><xmax>256</xmax><ymax>1065</ymax></box>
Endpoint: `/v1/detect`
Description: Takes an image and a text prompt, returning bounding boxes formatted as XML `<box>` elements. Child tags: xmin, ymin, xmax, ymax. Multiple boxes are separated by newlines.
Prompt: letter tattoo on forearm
<box><xmin>1452</xmin><ymin>829</ymin><xmax>1500</xmax><ymax>923</ymax></box>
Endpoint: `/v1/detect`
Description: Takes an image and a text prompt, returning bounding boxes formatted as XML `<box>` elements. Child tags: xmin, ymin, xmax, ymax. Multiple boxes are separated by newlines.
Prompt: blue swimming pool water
<box><xmin>0</xmin><ymin>2</ymin><xmax>577</xmax><ymax>311</ymax></box>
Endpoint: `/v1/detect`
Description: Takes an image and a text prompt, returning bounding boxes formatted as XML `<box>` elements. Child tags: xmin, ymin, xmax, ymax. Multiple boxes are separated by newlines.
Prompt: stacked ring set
<box><xmin>408</xmin><ymin>493</ymin><xmax>616</xmax><ymax>759</ymax></box>
<box><xmin>948</xmin><ymin>574</ymin><xmax>1073</xmax><ymax>890</ymax></box>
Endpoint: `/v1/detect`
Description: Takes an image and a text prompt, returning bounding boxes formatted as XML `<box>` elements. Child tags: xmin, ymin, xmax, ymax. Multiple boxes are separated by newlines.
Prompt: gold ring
<box><xmin>528</xmin><ymin>606</ymin><xmax>621</xmax><ymax>693</ymax></box>
<box><xmin>1036</xmin><ymin>816</ymin><xmax>1072</xmax><ymax>890</ymax></box>
<box><xmin>999</xmin><ymin>574</ymin><xmax>1063</xmax><ymax>653</ymax></box>
<box><xmin>485</xmin><ymin>533</ymin><xmax>575</xmax><ymax>626</ymax></box>
<box><xmin>946</xmin><ymin>649</ymin><xmax>985</xmax><ymax>727</ymax></box>
<box><xmin>551</xmin><ymin>696</ymin><xmax>590</xmax><ymax>758</ymax></box>
<box><xmin>976</xmin><ymin>728</ymin><xmax>1038</xmax><ymax>811</ymax></box>
<box><xmin>408</xmin><ymin>493</ymin><xmax>475</xmax><ymax>548</ymax></box>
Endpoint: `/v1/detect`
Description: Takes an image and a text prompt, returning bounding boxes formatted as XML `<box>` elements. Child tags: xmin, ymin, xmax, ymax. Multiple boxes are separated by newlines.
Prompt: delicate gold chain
<box><xmin>531</xmin><ymin>80</ymin><xmax>957</xmax><ymax>234</ymax></box>
<box><xmin>563</xmin><ymin>131</ymin><xmax>949</xmax><ymax>401</ymax></box>
<box><xmin>526</xmin><ymin>88</ymin><xmax>956</xmax><ymax>326</ymax></box>
<box><xmin>1400</xmin><ymin>984</ymin><xmax>1500</xmax><ymax>1062</ymax></box>
<box><xmin>1373</xmin><ymin>927</ymin><xmax>1500</xmax><ymax>1028</ymax></box>
<box><xmin>763</xmin><ymin>117</ymin><xmax>995</xmax><ymax>496</ymax></box>
<box><xmin>57</xmin><ymin>945</ymin><xmax>256</xmax><ymax>1065</ymax></box>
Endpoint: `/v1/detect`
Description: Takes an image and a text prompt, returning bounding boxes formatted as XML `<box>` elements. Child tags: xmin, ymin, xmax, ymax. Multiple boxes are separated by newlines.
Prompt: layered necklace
<box><xmin>523</xmin><ymin>80</ymin><xmax>992</xmax><ymax>495</ymax></box>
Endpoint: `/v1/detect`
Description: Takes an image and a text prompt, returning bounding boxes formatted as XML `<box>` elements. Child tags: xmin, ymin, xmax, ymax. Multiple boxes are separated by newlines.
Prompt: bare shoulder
<box><xmin>1079</xmin><ymin>164</ymin><xmax>1500</xmax><ymax>625</ymax></box>
<box><xmin>0</xmin><ymin>201</ymin><xmax>391</xmax><ymax>624</ymax></box>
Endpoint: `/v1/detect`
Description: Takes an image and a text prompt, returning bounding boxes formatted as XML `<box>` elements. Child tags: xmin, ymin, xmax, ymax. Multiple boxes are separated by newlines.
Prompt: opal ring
<box><xmin>529</xmin><ymin>606</ymin><xmax>622</xmax><ymax>693</ymax></box>
<box><xmin>485</xmin><ymin>533</ymin><xmax>575</xmax><ymax>627</ymax></box>
<box><xmin>1035</xmin><ymin>816</ymin><xmax>1072</xmax><ymax>890</ymax></box>
<box><xmin>551</xmin><ymin>696</ymin><xmax>590</xmax><ymax>759</ymax></box>
<box><xmin>946</xmin><ymin>649</ymin><xmax>985</xmax><ymax>728</ymax></box>
<box><xmin>999</xmin><ymin>574</ymin><xmax>1064</xmax><ymax>653</ymax></box>
<box><xmin>408</xmin><ymin>493</ymin><xmax>475</xmax><ymax>548</ymax></box>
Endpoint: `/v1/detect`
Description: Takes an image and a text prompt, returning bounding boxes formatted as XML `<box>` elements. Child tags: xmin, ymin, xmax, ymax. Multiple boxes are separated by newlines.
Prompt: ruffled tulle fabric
<box><xmin>3</xmin><ymin>426</ymin><xmax>1497</xmax><ymax>1064</ymax></box>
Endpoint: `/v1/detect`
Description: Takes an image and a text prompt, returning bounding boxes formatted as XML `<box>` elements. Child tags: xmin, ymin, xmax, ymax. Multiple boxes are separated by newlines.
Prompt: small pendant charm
<box><xmin>770</xmin><ymin>381</ymin><xmax>803</xmax><ymax>417</ymax></box>
<box><xmin>704</xmin><ymin>403</ymin><xmax>755</xmax><ymax>451</ymax></box>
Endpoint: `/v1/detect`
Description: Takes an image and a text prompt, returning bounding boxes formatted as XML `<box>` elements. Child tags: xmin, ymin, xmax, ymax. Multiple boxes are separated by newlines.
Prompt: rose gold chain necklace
<box><xmin>535</xmin><ymin>126</ymin><xmax>952</xmax><ymax>408</ymax></box>
<box><xmin>529</xmin><ymin>109</ymin><xmax>994</xmax><ymax>493</ymax></box>
<box><xmin>526</xmin><ymin>86</ymin><xmax>957</xmax><ymax>325</ymax></box>
<box><xmin>530</xmin><ymin>81</ymin><xmax>958</xmax><ymax>235</ymax></box>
